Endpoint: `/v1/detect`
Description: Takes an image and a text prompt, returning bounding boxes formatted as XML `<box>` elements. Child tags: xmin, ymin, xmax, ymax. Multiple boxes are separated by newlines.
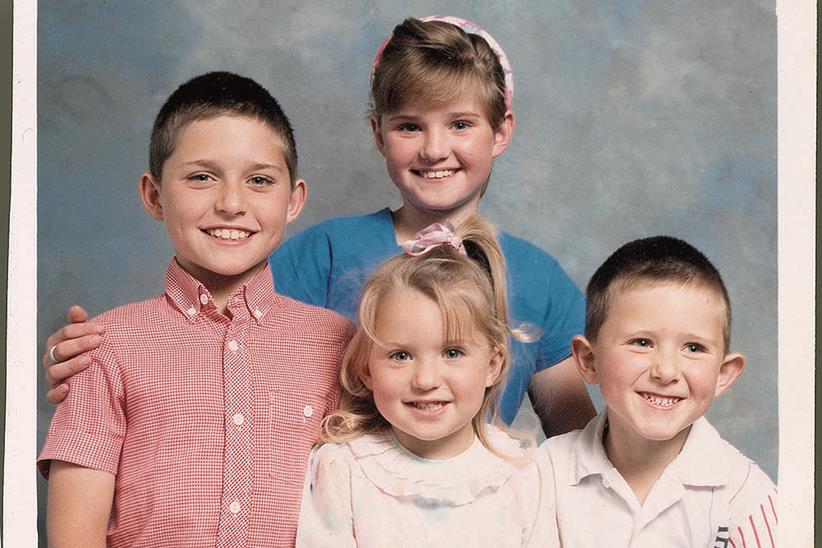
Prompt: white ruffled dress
<box><xmin>295</xmin><ymin>426</ymin><xmax>558</xmax><ymax>547</ymax></box>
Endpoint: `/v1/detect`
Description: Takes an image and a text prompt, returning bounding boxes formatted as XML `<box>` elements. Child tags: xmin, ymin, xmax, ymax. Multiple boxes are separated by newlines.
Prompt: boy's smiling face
<box><xmin>141</xmin><ymin>114</ymin><xmax>306</xmax><ymax>296</ymax></box>
<box><xmin>573</xmin><ymin>281</ymin><xmax>744</xmax><ymax>453</ymax></box>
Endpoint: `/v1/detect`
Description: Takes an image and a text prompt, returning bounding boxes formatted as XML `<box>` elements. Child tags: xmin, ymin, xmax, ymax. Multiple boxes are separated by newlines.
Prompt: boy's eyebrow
<box><xmin>181</xmin><ymin>159</ymin><xmax>287</xmax><ymax>174</ymax></box>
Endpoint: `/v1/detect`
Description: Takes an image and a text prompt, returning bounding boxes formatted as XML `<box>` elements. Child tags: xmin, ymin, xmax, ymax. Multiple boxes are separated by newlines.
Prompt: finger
<box><xmin>45</xmin><ymin>354</ymin><xmax>92</xmax><ymax>386</ymax></box>
<box><xmin>45</xmin><ymin>322</ymin><xmax>104</xmax><ymax>351</ymax></box>
<box><xmin>42</xmin><ymin>332</ymin><xmax>102</xmax><ymax>372</ymax></box>
<box><xmin>46</xmin><ymin>383</ymin><xmax>70</xmax><ymax>405</ymax></box>
<box><xmin>67</xmin><ymin>305</ymin><xmax>89</xmax><ymax>324</ymax></box>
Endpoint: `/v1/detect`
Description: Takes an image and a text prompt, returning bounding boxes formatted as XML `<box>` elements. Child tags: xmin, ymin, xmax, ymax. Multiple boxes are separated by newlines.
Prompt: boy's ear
<box><xmin>370</xmin><ymin>116</ymin><xmax>386</xmax><ymax>157</ymax></box>
<box><xmin>484</xmin><ymin>346</ymin><xmax>505</xmax><ymax>388</ymax></box>
<box><xmin>139</xmin><ymin>172</ymin><xmax>164</xmax><ymax>220</ymax></box>
<box><xmin>571</xmin><ymin>335</ymin><xmax>599</xmax><ymax>384</ymax></box>
<box><xmin>286</xmin><ymin>179</ymin><xmax>308</xmax><ymax>225</ymax></box>
<box><xmin>491</xmin><ymin>110</ymin><xmax>515</xmax><ymax>159</ymax></box>
<box><xmin>714</xmin><ymin>352</ymin><xmax>745</xmax><ymax>397</ymax></box>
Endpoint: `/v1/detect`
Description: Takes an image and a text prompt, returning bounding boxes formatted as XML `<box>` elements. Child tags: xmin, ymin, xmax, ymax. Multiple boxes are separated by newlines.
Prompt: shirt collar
<box><xmin>164</xmin><ymin>258</ymin><xmax>275</xmax><ymax>324</ymax></box>
<box><xmin>569</xmin><ymin>411</ymin><xmax>613</xmax><ymax>484</ymax></box>
<box><xmin>569</xmin><ymin>411</ymin><xmax>731</xmax><ymax>487</ymax></box>
<box><xmin>669</xmin><ymin>416</ymin><xmax>730</xmax><ymax>486</ymax></box>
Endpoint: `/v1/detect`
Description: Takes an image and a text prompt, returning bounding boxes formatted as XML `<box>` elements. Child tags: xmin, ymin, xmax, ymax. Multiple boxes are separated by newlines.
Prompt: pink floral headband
<box><xmin>371</xmin><ymin>15</ymin><xmax>514</xmax><ymax>110</ymax></box>
<box><xmin>402</xmin><ymin>222</ymin><xmax>467</xmax><ymax>257</ymax></box>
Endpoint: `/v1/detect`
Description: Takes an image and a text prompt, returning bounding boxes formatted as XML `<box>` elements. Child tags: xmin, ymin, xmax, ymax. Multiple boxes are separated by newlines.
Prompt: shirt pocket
<box><xmin>267</xmin><ymin>386</ymin><xmax>329</xmax><ymax>484</ymax></box>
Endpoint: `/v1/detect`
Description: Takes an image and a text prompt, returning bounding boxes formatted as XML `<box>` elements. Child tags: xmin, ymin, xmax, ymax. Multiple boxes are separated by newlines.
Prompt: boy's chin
<box><xmin>177</xmin><ymin>257</ymin><xmax>269</xmax><ymax>284</ymax></box>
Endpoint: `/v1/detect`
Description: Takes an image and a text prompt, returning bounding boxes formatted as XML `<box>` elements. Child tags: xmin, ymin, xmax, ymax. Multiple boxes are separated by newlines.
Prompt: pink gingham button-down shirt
<box><xmin>39</xmin><ymin>260</ymin><xmax>354</xmax><ymax>547</ymax></box>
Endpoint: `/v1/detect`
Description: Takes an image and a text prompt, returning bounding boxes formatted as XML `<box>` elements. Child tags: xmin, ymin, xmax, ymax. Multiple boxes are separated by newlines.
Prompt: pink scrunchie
<box><xmin>402</xmin><ymin>222</ymin><xmax>467</xmax><ymax>256</ymax></box>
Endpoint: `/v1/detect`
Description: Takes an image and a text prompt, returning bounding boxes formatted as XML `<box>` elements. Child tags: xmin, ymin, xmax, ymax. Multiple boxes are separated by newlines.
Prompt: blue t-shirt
<box><xmin>269</xmin><ymin>208</ymin><xmax>585</xmax><ymax>423</ymax></box>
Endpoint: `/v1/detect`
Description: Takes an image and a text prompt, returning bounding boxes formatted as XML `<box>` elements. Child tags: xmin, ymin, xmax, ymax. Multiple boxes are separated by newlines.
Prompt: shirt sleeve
<box><xmin>533</xmin><ymin>260</ymin><xmax>585</xmax><ymax>371</ymax></box>
<box><xmin>270</xmin><ymin>226</ymin><xmax>333</xmax><ymax>308</ymax></box>
<box><xmin>296</xmin><ymin>444</ymin><xmax>357</xmax><ymax>548</ymax></box>
<box><xmin>38</xmin><ymin>334</ymin><xmax>126</xmax><ymax>478</ymax></box>
<box><xmin>727</xmin><ymin>462</ymin><xmax>778</xmax><ymax>548</ymax></box>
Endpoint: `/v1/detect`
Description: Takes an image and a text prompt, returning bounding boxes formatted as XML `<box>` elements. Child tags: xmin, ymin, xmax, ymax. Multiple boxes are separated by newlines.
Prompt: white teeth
<box><xmin>410</xmin><ymin>401</ymin><xmax>445</xmax><ymax>411</ymax></box>
<box><xmin>207</xmin><ymin>228</ymin><xmax>251</xmax><ymax>240</ymax></box>
<box><xmin>421</xmin><ymin>170</ymin><xmax>454</xmax><ymax>179</ymax></box>
<box><xmin>642</xmin><ymin>393</ymin><xmax>680</xmax><ymax>407</ymax></box>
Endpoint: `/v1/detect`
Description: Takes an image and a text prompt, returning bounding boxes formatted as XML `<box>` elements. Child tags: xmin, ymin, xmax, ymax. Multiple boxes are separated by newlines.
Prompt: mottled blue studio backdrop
<box><xmin>37</xmin><ymin>0</ymin><xmax>776</xmax><ymax>538</ymax></box>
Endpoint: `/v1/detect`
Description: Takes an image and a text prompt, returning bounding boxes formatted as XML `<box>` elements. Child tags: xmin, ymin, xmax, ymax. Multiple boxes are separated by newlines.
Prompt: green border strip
<box><xmin>1</xmin><ymin>0</ymin><xmax>14</xmax><ymax>539</ymax></box>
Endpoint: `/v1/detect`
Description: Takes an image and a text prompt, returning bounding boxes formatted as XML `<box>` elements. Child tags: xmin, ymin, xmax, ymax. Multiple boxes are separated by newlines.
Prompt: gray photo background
<box><xmin>36</xmin><ymin>0</ymin><xmax>777</xmax><ymax>537</ymax></box>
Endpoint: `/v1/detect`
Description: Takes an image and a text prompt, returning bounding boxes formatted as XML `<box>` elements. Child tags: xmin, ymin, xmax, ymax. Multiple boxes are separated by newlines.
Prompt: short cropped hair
<box><xmin>370</xmin><ymin>18</ymin><xmax>508</xmax><ymax>130</ymax></box>
<box><xmin>149</xmin><ymin>71</ymin><xmax>298</xmax><ymax>185</ymax></box>
<box><xmin>585</xmin><ymin>236</ymin><xmax>732</xmax><ymax>352</ymax></box>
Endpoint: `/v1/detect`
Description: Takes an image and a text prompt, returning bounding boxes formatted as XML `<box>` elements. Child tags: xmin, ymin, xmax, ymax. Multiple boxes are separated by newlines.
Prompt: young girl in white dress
<box><xmin>296</xmin><ymin>216</ymin><xmax>558</xmax><ymax>547</ymax></box>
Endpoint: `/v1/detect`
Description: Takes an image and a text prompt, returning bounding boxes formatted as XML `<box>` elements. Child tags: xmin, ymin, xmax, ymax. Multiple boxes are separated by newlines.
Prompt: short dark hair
<box><xmin>585</xmin><ymin>236</ymin><xmax>732</xmax><ymax>351</ymax></box>
<box><xmin>149</xmin><ymin>71</ymin><xmax>298</xmax><ymax>185</ymax></box>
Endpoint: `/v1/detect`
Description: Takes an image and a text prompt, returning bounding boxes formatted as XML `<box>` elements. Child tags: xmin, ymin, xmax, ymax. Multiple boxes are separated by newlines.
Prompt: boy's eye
<box><xmin>630</xmin><ymin>338</ymin><xmax>652</xmax><ymax>348</ymax></box>
<box><xmin>389</xmin><ymin>350</ymin><xmax>412</xmax><ymax>361</ymax></box>
<box><xmin>684</xmin><ymin>343</ymin><xmax>706</xmax><ymax>353</ymax></box>
<box><xmin>248</xmin><ymin>176</ymin><xmax>273</xmax><ymax>186</ymax></box>
<box><xmin>452</xmin><ymin>121</ymin><xmax>470</xmax><ymax>131</ymax></box>
<box><xmin>188</xmin><ymin>173</ymin><xmax>214</xmax><ymax>183</ymax></box>
<box><xmin>397</xmin><ymin>123</ymin><xmax>420</xmax><ymax>132</ymax></box>
<box><xmin>442</xmin><ymin>348</ymin><xmax>463</xmax><ymax>359</ymax></box>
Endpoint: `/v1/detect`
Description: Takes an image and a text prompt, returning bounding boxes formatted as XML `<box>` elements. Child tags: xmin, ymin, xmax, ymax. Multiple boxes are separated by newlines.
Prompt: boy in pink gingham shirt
<box><xmin>38</xmin><ymin>71</ymin><xmax>353</xmax><ymax>547</ymax></box>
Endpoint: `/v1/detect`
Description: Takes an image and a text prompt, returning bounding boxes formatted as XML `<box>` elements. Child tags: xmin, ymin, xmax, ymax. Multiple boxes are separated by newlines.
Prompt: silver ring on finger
<box><xmin>48</xmin><ymin>344</ymin><xmax>59</xmax><ymax>363</ymax></box>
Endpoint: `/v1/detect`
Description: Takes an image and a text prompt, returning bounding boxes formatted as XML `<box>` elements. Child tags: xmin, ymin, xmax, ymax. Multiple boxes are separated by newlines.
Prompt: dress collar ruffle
<box><xmin>348</xmin><ymin>425</ymin><xmax>534</xmax><ymax>506</ymax></box>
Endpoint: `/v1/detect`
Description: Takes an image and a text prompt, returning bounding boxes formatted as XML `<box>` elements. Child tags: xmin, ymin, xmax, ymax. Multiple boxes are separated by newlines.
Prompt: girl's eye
<box><xmin>443</xmin><ymin>348</ymin><xmax>463</xmax><ymax>359</ymax></box>
<box><xmin>397</xmin><ymin>123</ymin><xmax>420</xmax><ymax>132</ymax></box>
<box><xmin>630</xmin><ymin>338</ymin><xmax>652</xmax><ymax>348</ymax></box>
<box><xmin>248</xmin><ymin>176</ymin><xmax>273</xmax><ymax>186</ymax></box>
<box><xmin>389</xmin><ymin>351</ymin><xmax>412</xmax><ymax>361</ymax></box>
<box><xmin>685</xmin><ymin>343</ymin><xmax>706</xmax><ymax>353</ymax></box>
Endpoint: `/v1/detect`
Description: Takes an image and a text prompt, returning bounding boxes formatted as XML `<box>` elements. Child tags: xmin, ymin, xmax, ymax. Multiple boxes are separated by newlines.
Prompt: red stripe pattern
<box><xmin>730</xmin><ymin>488</ymin><xmax>778</xmax><ymax>548</ymax></box>
<box><xmin>39</xmin><ymin>261</ymin><xmax>354</xmax><ymax>547</ymax></box>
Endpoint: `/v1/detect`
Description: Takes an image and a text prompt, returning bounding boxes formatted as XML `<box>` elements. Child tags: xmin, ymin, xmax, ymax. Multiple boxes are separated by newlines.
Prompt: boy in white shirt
<box><xmin>540</xmin><ymin>235</ymin><xmax>777</xmax><ymax>547</ymax></box>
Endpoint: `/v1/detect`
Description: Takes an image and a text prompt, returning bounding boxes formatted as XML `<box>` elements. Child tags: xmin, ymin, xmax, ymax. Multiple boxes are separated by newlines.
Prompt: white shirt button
<box><xmin>303</xmin><ymin>405</ymin><xmax>313</xmax><ymax>418</ymax></box>
<box><xmin>199</xmin><ymin>294</ymin><xmax>209</xmax><ymax>305</ymax></box>
<box><xmin>187</xmin><ymin>307</ymin><xmax>197</xmax><ymax>317</ymax></box>
<box><xmin>227</xmin><ymin>340</ymin><xmax>239</xmax><ymax>352</ymax></box>
<box><xmin>229</xmin><ymin>500</ymin><xmax>241</xmax><ymax>514</ymax></box>
<box><xmin>253</xmin><ymin>308</ymin><xmax>263</xmax><ymax>319</ymax></box>
<box><xmin>232</xmin><ymin>413</ymin><xmax>244</xmax><ymax>426</ymax></box>
<box><xmin>602</xmin><ymin>478</ymin><xmax>611</xmax><ymax>488</ymax></box>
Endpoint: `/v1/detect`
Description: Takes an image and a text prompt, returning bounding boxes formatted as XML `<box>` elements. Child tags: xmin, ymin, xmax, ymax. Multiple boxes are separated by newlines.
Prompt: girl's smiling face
<box><xmin>371</xmin><ymin>94</ymin><xmax>513</xmax><ymax>222</ymax></box>
<box><xmin>362</xmin><ymin>287</ymin><xmax>503</xmax><ymax>459</ymax></box>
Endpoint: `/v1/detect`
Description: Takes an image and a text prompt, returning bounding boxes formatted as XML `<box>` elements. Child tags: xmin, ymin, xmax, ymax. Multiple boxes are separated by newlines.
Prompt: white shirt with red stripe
<box><xmin>39</xmin><ymin>260</ymin><xmax>354</xmax><ymax>547</ymax></box>
<box><xmin>538</xmin><ymin>411</ymin><xmax>777</xmax><ymax>548</ymax></box>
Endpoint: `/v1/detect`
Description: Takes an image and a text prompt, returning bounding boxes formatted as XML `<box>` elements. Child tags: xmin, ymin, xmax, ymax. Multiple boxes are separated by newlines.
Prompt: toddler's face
<box><xmin>363</xmin><ymin>287</ymin><xmax>502</xmax><ymax>459</ymax></box>
<box><xmin>141</xmin><ymin>115</ymin><xmax>305</xmax><ymax>287</ymax></box>
<box><xmin>575</xmin><ymin>282</ymin><xmax>743</xmax><ymax>453</ymax></box>
<box><xmin>371</xmin><ymin>93</ymin><xmax>512</xmax><ymax>220</ymax></box>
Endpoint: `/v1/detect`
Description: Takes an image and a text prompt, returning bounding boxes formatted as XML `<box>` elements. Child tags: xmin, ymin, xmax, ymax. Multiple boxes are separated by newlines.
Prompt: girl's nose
<box><xmin>411</xmin><ymin>359</ymin><xmax>441</xmax><ymax>391</ymax></box>
<box><xmin>420</xmin><ymin>129</ymin><xmax>449</xmax><ymax>164</ymax></box>
<box><xmin>215</xmin><ymin>181</ymin><xmax>247</xmax><ymax>215</ymax></box>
